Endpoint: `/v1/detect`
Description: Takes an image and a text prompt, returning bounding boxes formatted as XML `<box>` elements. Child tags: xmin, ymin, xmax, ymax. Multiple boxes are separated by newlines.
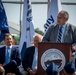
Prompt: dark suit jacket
<box><xmin>22</xmin><ymin>46</ymin><xmax>35</xmax><ymax>72</ymax></box>
<box><xmin>0</xmin><ymin>46</ymin><xmax>21</xmax><ymax>75</ymax></box>
<box><xmin>42</xmin><ymin>23</ymin><xmax>76</xmax><ymax>45</ymax></box>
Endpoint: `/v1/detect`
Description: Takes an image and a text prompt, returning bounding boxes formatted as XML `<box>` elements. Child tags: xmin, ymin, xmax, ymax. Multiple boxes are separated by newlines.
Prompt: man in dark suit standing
<box><xmin>22</xmin><ymin>34</ymin><xmax>43</xmax><ymax>75</ymax></box>
<box><xmin>0</xmin><ymin>33</ymin><xmax>21</xmax><ymax>75</ymax></box>
<box><xmin>42</xmin><ymin>10</ymin><xmax>76</xmax><ymax>51</ymax></box>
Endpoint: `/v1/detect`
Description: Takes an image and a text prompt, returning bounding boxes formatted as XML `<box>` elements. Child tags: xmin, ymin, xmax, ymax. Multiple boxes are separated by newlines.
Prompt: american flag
<box><xmin>0</xmin><ymin>0</ymin><xmax>9</xmax><ymax>42</ymax></box>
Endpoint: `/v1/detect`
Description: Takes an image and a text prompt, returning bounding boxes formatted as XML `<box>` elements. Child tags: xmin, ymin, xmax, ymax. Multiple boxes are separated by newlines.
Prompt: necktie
<box><xmin>57</xmin><ymin>26</ymin><xmax>63</xmax><ymax>43</ymax></box>
<box><xmin>5</xmin><ymin>47</ymin><xmax>10</xmax><ymax>64</ymax></box>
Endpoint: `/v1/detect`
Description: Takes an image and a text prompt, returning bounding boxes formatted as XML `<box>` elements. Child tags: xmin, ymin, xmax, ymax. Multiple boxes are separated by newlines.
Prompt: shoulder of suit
<box><xmin>67</xmin><ymin>23</ymin><xmax>76</xmax><ymax>30</ymax></box>
<box><xmin>50</xmin><ymin>24</ymin><xmax>57</xmax><ymax>28</ymax></box>
<box><xmin>26</xmin><ymin>46</ymin><xmax>35</xmax><ymax>53</ymax></box>
<box><xmin>47</xmin><ymin>24</ymin><xmax>58</xmax><ymax>32</ymax></box>
<box><xmin>11</xmin><ymin>46</ymin><xmax>19</xmax><ymax>51</ymax></box>
<box><xmin>49</xmin><ymin>24</ymin><xmax>57</xmax><ymax>28</ymax></box>
<box><xmin>0</xmin><ymin>46</ymin><xmax>5</xmax><ymax>52</ymax></box>
<box><xmin>0</xmin><ymin>46</ymin><xmax>5</xmax><ymax>49</ymax></box>
<box><xmin>12</xmin><ymin>46</ymin><xmax>18</xmax><ymax>48</ymax></box>
<box><xmin>27</xmin><ymin>46</ymin><xmax>35</xmax><ymax>49</ymax></box>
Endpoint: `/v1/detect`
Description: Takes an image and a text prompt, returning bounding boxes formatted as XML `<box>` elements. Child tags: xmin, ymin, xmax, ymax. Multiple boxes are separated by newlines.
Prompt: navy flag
<box><xmin>0</xmin><ymin>0</ymin><xmax>9</xmax><ymax>42</ymax></box>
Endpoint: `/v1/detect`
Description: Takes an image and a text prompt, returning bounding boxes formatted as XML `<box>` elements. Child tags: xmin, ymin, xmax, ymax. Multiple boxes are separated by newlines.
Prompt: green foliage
<box><xmin>35</xmin><ymin>28</ymin><xmax>44</xmax><ymax>35</ymax></box>
<box><xmin>0</xmin><ymin>35</ymin><xmax>20</xmax><ymax>45</ymax></box>
<box><xmin>0</xmin><ymin>28</ymin><xmax>44</xmax><ymax>45</ymax></box>
<box><xmin>12</xmin><ymin>35</ymin><xmax>20</xmax><ymax>44</ymax></box>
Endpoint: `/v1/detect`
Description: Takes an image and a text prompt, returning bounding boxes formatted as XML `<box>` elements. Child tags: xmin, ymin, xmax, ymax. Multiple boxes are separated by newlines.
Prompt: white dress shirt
<box><xmin>32</xmin><ymin>47</ymin><xmax>38</xmax><ymax>71</ymax></box>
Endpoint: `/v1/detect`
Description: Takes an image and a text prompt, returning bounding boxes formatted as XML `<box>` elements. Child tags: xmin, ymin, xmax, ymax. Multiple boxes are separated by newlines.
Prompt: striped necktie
<box><xmin>57</xmin><ymin>26</ymin><xmax>63</xmax><ymax>43</ymax></box>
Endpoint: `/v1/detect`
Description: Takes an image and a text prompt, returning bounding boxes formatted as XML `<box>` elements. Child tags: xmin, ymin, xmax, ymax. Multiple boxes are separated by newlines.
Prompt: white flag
<box><xmin>19</xmin><ymin>0</ymin><xmax>34</xmax><ymax>59</ymax></box>
<box><xmin>44</xmin><ymin>0</ymin><xmax>62</xmax><ymax>33</ymax></box>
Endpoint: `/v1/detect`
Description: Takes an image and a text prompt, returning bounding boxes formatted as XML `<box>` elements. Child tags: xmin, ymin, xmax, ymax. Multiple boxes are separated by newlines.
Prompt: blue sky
<box><xmin>3</xmin><ymin>0</ymin><xmax>76</xmax><ymax>32</ymax></box>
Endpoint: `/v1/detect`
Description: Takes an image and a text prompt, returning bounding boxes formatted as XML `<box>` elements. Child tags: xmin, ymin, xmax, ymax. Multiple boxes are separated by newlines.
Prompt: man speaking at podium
<box><xmin>42</xmin><ymin>10</ymin><xmax>76</xmax><ymax>51</ymax></box>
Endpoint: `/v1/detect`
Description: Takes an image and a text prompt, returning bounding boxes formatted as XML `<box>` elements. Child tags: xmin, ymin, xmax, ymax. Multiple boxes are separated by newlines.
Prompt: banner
<box><xmin>0</xmin><ymin>0</ymin><xmax>9</xmax><ymax>42</ymax></box>
<box><xmin>44</xmin><ymin>0</ymin><xmax>62</xmax><ymax>34</ymax></box>
<box><xmin>19</xmin><ymin>0</ymin><xmax>34</xmax><ymax>60</ymax></box>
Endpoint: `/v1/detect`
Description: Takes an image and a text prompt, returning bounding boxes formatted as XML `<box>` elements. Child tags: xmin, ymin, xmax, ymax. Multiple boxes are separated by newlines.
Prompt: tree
<box><xmin>35</xmin><ymin>28</ymin><xmax>44</xmax><ymax>35</ymax></box>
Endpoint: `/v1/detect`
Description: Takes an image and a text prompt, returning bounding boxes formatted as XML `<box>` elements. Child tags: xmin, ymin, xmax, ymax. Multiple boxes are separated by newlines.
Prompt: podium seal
<box><xmin>40</xmin><ymin>48</ymin><xmax>66</xmax><ymax>72</ymax></box>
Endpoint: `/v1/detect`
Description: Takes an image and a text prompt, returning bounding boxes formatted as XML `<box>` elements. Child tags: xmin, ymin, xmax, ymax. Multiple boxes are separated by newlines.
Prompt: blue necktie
<box><xmin>57</xmin><ymin>26</ymin><xmax>63</xmax><ymax>43</ymax></box>
<box><xmin>5</xmin><ymin>47</ymin><xmax>10</xmax><ymax>64</ymax></box>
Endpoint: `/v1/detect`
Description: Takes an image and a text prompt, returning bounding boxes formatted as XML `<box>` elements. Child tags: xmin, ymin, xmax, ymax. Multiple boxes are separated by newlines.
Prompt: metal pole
<box><xmin>47</xmin><ymin>0</ymin><xmax>50</xmax><ymax>17</ymax></box>
<box><xmin>2</xmin><ymin>1</ymin><xmax>76</xmax><ymax>5</ymax></box>
<box><xmin>19</xmin><ymin>0</ymin><xmax>22</xmax><ymax>38</ymax></box>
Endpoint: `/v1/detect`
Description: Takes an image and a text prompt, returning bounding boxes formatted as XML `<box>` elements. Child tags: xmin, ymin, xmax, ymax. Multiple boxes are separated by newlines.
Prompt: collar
<box><xmin>6</xmin><ymin>45</ymin><xmax>12</xmax><ymax>49</ymax></box>
<box><xmin>59</xmin><ymin>24</ymin><xmax>66</xmax><ymax>29</ymax></box>
<box><xmin>35</xmin><ymin>47</ymin><xmax>38</xmax><ymax>53</ymax></box>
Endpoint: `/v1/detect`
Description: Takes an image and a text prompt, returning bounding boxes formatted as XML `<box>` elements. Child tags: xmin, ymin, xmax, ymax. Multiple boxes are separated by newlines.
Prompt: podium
<box><xmin>37</xmin><ymin>43</ymin><xmax>72</xmax><ymax>75</ymax></box>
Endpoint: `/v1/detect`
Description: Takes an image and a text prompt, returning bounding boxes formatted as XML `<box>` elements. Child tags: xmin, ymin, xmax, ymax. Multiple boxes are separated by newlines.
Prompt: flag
<box><xmin>44</xmin><ymin>0</ymin><xmax>62</xmax><ymax>34</ymax></box>
<box><xmin>19</xmin><ymin>0</ymin><xmax>34</xmax><ymax>60</ymax></box>
<box><xmin>0</xmin><ymin>0</ymin><xmax>9</xmax><ymax>42</ymax></box>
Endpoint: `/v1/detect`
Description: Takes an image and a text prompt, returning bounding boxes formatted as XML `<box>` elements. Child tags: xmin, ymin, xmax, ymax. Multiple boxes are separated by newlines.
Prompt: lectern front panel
<box><xmin>37</xmin><ymin>43</ymin><xmax>72</xmax><ymax>75</ymax></box>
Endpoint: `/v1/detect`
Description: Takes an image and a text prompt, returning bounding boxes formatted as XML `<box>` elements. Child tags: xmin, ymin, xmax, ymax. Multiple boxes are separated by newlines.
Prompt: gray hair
<box><xmin>34</xmin><ymin>34</ymin><xmax>43</xmax><ymax>41</ymax></box>
<box><xmin>60</xmin><ymin>10</ymin><xmax>69</xmax><ymax>19</ymax></box>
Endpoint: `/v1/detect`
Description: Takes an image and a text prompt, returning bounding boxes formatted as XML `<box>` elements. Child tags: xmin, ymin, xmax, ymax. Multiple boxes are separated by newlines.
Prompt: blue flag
<box><xmin>0</xmin><ymin>0</ymin><xmax>9</xmax><ymax>42</ymax></box>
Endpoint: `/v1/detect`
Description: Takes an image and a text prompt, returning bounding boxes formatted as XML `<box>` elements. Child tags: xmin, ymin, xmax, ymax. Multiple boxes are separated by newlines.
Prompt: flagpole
<box><xmin>48</xmin><ymin>0</ymin><xmax>50</xmax><ymax>12</ymax></box>
<box><xmin>47</xmin><ymin>0</ymin><xmax>50</xmax><ymax>18</ymax></box>
<box><xmin>19</xmin><ymin>0</ymin><xmax>22</xmax><ymax>37</ymax></box>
